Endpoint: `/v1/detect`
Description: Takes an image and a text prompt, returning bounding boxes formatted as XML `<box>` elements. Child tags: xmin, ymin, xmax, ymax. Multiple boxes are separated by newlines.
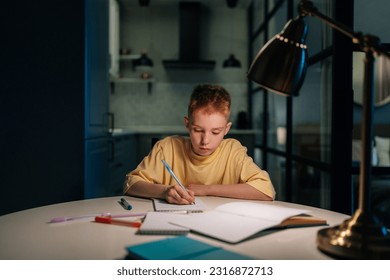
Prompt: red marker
<box><xmin>94</xmin><ymin>216</ymin><xmax>142</xmax><ymax>228</ymax></box>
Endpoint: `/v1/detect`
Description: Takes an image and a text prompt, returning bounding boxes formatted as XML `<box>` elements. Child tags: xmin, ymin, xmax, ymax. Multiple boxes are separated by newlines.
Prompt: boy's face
<box><xmin>184</xmin><ymin>109</ymin><xmax>232</xmax><ymax>156</ymax></box>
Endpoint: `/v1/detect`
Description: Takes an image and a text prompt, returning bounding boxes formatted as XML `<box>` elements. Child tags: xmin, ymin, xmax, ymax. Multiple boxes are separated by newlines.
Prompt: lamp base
<box><xmin>317</xmin><ymin>209</ymin><xmax>390</xmax><ymax>259</ymax></box>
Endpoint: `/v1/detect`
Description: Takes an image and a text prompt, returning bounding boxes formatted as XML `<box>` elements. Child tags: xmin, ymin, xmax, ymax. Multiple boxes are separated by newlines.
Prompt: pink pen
<box><xmin>49</xmin><ymin>212</ymin><xmax>147</xmax><ymax>223</ymax></box>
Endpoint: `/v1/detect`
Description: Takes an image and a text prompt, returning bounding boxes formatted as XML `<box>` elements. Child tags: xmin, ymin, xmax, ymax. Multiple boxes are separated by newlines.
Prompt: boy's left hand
<box><xmin>186</xmin><ymin>184</ymin><xmax>207</xmax><ymax>196</ymax></box>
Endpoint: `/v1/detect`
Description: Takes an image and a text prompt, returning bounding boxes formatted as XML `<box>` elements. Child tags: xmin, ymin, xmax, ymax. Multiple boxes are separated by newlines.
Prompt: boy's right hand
<box><xmin>164</xmin><ymin>185</ymin><xmax>195</xmax><ymax>205</ymax></box>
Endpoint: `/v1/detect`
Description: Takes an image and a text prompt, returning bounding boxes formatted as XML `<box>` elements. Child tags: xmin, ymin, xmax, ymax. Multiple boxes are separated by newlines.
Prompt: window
<box><xmin>248</xmin><ymin>0</ymin><xmax>353</xmax><ymax>213</ymax></box>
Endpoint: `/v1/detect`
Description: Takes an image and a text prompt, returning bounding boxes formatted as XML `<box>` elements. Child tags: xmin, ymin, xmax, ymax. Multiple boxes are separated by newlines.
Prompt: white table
<box><xmin>0</xmin><ymin>196</ymin><xmax>350</xmax><ymax>260</ymax></box>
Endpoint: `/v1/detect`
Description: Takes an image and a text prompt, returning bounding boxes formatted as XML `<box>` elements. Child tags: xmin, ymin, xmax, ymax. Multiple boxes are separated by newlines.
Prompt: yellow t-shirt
<box><xmin>124</xmin><ymin>135</ymin><xmax>275</xmax><ymax>199</ymax></box>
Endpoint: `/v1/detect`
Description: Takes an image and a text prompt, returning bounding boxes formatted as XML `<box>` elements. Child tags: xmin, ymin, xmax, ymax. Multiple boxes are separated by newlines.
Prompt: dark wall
<box><xmin>0</xmin><ymin>1</ymin><xmax>85</xmax><ymax>215</ymax></box>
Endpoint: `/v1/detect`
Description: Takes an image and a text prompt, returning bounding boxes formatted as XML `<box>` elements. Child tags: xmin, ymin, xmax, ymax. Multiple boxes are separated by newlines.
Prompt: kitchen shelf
<box><xmin>110</xmin><ymin>77</ymin><xmax>155</xmax><ymax>83</ymax></box>
<box><xmin>111</xmin><ymin>53</ymin><xmax>155</xmax><ymax>93</ymax></box>
<box><xmin>110</xmin><ymin>76</ymin><xmax>155</xmax><ymax>94</ymax></box>
<box><xmin>119</xmin><ymin>54</ymin><xmax>141</xmax><ymax>61</ymax></box>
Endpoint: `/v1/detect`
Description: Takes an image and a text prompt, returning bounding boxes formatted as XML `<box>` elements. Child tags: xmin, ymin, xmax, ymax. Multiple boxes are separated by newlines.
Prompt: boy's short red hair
<box><xmin>187</xmin><ymin>84</ymin><xmax>231</xmax><ymax>120</ymax></box>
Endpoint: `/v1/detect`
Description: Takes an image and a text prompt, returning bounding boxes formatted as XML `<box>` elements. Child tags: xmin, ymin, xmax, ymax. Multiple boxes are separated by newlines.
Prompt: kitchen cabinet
<box><xmin>85</xmin><ymin>138</ymin><xmax>111</xmax><ymax>198</ymax></box>
<box><xmin>85</xmin><ymin>0</ymin><xmax>142</xmax><ymax>199</ymax></box>
<box><xmin>108</xmin><ymin>134</ymin><xmax>138</xmax><ymax>195</ymax></box>
<box><xmin>85</xmin><ymin>134</ymin><xmax>138</xmax><ymax>198</ymax></box>
<box><xmin>84</xmin><ymin>0</ymin><xmax>112</xmax><ymax>199</ymax></box>
<box><xmin>84</xmin><ymin>0</ymin><xmax>110</xmax><ymax>198</ymax></box>
<box><xmin>85</xmin><ymin>0</ymin><xmax>110</xmax><ymax>138</ymax></box>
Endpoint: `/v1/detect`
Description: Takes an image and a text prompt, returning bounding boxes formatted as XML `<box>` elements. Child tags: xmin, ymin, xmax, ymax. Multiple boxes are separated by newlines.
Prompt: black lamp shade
<box><xmin>223</xmin><ymin>54</ymin><xmax>242</xmax><ymax>68</ymax></box>
<box><xmin>247</xmin><ymin>17</ymin><xmax>308</xmax><ymax>96</ymax></box>
<box><xmin>134</xmin><ymin>53</ymin><xmax>154</xmax><ymax>68</ymax></box>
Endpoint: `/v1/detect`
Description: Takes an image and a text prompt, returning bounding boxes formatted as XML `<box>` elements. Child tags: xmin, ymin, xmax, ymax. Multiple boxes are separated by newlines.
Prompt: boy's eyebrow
<box><xmin>192</xmin><ymin>124</ymin><xmax>226</xmax><ymax>130</ymax></box>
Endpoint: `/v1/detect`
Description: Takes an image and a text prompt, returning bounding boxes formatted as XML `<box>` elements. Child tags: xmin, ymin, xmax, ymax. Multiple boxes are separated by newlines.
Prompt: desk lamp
<box><xmin>247</xmin><ymin>0</ymin><xmax>390</xmax><ymax>259</ymax></box>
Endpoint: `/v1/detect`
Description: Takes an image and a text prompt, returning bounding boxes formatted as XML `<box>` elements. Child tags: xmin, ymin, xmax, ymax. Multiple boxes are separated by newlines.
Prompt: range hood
<box><xmin>163</xmin><ymin>2</ymin><xmax>215</xmax><ymax>69</ymax></box>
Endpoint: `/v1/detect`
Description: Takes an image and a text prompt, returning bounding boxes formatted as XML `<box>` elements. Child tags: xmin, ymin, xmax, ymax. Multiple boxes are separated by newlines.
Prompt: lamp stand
<box><xmin>317</xmin><ymin>49</ymin><xmax>390</xmax><ymax>259</ymax></box>
<box><xmin>309</xmin><ymin>17</ymin><xmax>390</xmax><ymax>260</ymax></box>
<box><xmin>317</xmin><ymin>212</ymin><xmax>390</xmax><ymax>259</ymax></box>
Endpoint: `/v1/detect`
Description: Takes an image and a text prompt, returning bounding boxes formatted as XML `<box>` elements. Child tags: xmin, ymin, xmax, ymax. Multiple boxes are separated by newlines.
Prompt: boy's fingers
<box><xmin>165</xmin><ymin>185</ymin><xmax>195</xmax><ymax>205</ymax></box>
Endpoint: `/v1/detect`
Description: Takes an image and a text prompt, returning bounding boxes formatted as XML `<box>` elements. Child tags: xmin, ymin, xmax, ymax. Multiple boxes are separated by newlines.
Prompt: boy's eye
<box><xmin>192</xmin><ymin>128</ymin><xmax>223</xmax><ymax>134</ymax></box>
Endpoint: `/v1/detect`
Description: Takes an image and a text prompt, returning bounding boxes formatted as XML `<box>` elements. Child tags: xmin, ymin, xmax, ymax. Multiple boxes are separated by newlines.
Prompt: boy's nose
<box><xmin>201</xmin><ymin>133</ymin><xmax>210</xmax><ymax>145</ymax></box>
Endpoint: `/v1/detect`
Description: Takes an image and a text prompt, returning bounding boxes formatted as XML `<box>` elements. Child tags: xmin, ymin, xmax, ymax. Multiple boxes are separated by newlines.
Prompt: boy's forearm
<box><xmin>126</xmin><ymin>181</ymin><xmax>167</xmax><ymax>199</ymax></box>
<box><xmin>212</xmin><ymin>183</ymin><xmax>273</xmax><ymax>201</ymax></box>
<box><xmin>190</xmin><ymin>183</ymin><xmax>273</xmax><ymax>201</ymax></box>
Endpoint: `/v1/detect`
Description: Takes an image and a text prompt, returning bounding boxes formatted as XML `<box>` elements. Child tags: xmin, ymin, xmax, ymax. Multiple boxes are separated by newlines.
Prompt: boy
<box><xmin>124</xmin><ymin>84</ymin><xmax>275</xmax><ymax>204</ymax></box>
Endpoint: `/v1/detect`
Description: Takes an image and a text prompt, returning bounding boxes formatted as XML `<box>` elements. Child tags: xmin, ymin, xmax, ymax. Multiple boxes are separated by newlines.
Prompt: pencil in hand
<box><xmin>162</xmin><ymin>159</ymin><xmax>195</xmax><ymax>204</ymax></box>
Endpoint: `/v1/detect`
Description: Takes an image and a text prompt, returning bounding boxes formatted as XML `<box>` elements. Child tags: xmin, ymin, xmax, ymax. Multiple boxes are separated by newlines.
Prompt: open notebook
<box><xmin>137</xmin><ymin>198</ymin><xmax>206</xmax><ymax>235</ymax></box>
<box><xmin>168</xmin><ymin>201</ymin><xmax>327</xmax><ymax>243</ymax></box>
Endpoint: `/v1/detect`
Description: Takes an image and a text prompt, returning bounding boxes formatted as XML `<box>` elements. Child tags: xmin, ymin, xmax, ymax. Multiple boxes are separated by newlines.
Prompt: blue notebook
<box><xmin>126</xmin><ymin>236</ymin><xmax>252</xmax><ymax>260</ymax></box>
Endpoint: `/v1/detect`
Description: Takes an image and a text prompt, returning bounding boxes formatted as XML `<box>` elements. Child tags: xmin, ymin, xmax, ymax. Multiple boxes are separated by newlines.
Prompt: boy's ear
<box><xmin>184</xmin><ymin>116</ymin><xmax>189</xmax><ymax>128</ymax></box>
<box><xmin>224</xmin><ymin>121</ymin><xmax>232</xmax><ymax>135</ymax></box>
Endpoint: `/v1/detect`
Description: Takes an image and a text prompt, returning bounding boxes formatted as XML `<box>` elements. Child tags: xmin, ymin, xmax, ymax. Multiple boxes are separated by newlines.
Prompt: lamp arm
<box><xmin>299</xmin><ymin>0</ymin><xmax>390</xmax><ymax>59</ymax></box>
